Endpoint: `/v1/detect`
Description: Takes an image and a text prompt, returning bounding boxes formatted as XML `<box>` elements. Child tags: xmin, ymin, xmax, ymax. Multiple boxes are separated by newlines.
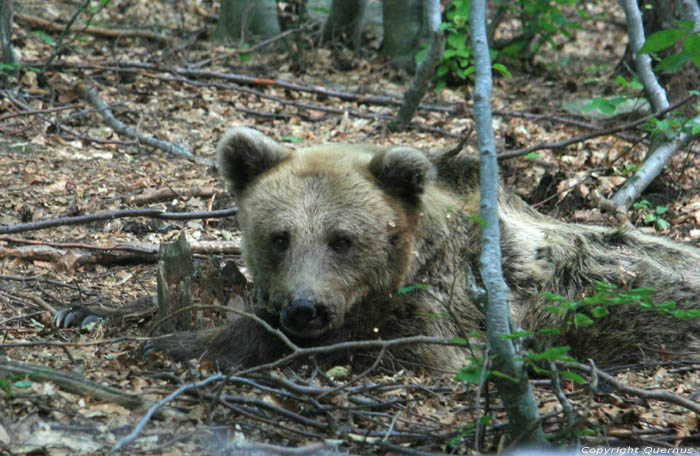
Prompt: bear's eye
<box><xmin>270</xmin><ymin>232</ymin><xmax>290</xmax><ymax>253</ymax></box>
<box><xmin>329</xmin><ymin>234</ymin><xmax>353</xmax><ymax>254</ymax></box>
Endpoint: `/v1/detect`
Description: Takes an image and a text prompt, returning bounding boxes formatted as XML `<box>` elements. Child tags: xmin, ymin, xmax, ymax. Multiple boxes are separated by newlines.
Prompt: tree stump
<box><xmin>156</xmin><ymin>231</ymin><xmax>194</xmax><ymax>333</ymax></box>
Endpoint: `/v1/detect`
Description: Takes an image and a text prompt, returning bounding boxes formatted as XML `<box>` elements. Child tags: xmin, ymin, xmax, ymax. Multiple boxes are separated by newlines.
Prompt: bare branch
<box><xmin>0</xmin><ymin>207</ymin><xmax>238</xmax><ymax>234</ymax></box>
<box><xmin>75</xmin><ymin>83</ymin><xmax>207</xmax><ymax>162</ymax></box>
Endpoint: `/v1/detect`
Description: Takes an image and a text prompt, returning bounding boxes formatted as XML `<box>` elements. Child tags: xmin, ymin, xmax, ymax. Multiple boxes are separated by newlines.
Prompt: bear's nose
<box><xmin>283</xmin><ymin>298</ymin><xmax>318</xmax><ymax>328</ymax></box>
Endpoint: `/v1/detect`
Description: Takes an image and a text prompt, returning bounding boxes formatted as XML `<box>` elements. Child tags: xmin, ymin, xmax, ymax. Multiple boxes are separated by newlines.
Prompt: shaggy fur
<box><xmin>149</xmin><ymin>127</ymin><xmax>700</xmax><ymax>370</ymax></box>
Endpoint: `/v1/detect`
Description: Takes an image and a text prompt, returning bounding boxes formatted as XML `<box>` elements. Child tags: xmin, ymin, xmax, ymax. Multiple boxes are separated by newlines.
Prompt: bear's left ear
<box><xmin>217</xmin><ymin>127</ymin><xmax>291</xmax><ymax>197</ymax></box>
<box><xmin>369</xmin><ymin>147</ymin><xmax>436</xmax><ymax>200</ymax></box>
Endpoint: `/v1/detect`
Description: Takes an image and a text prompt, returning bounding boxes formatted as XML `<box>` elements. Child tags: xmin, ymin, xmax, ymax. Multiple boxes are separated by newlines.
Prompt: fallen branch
<box><xmin>608</xmin><ymin>114</ymin><xmax>700</xmax><ymax>212</ymax></box>
<box><xmin>15</xmin><ymin>13</ymin><xmax>168</xmax><ymax>45</ymax></box>
<box><xmin>0</xmin><ymin>103</ymin><xmax>83</xmax><ymax>121</ymax></box>
<box><xmin>127</xmin><ymin>187</ymin><xmax>228</xmax><ymax>205</ymax></box>
<box><xmin>559</xmin><ymin>360</ymin><xmax>700</xmax><ymax>415</ymax></box>
<box><xmin>499</xmin><ymin>94</ymin><xmax>696</xmax><ymax>159</ymax></box>
<box><xmin>0</xmin><ymin>207</ymin><xmax>238</xmax><ymax>234</ymax></box>
<box><xmin>0</xmin><ymin>355</ymin><xmax>183</xmax><ymax>418</ymax></box>
<box><xmin>608</xmin><ymin>0</ymin><xmax>695</xmax><ymax>213</ymax></box>
<box><xmin>75</xmin><ymin>83</ymin><xmax>208</xmax><ymax>163</ymax></box>
<box><xmin>110</xmin><ymin>372</ymin><xmax>224</xmax><ymax>455</ymax></box>
<box><xmin>43</xmin><ymin>60</ymin><xmax>665</xmax><ymax>146</ymax></box>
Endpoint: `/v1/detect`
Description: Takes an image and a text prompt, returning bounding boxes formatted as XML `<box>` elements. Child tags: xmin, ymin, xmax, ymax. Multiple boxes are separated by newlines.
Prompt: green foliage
<box><xmin>280</xmin><ymin>135</ymin><xmax>303</xmax><ymax>143</ymax></box>
<box><xmin>632</xmin><ymin>199</ymin><xmax>670</xmax><ymax>231</ymax></box>
<box><xmin>543</xmin><ymin>280</ymin><xmax>699</xmax><ymax>326</ymax></box>
<box><xmin>466</xmin><ymin>215</ymin><xmax>487</xmax><ymax>228</ymax></box>
<box><xmin>397</xmin><ymin>283</ymin><xmax>432</xmax><ymax>294</ymax></box>
<box><xmin>502</xmin><ymin>0</ymin><xmax>587</xmax><ymax>58</ymax></box>
<box><xmin>639</xmin><ymin>21</ymin><xmax>700</xmax><ymax>73</ymax></box>
<box><xmin>239</xmin><ymin>43</ymin><xmax>252</xmax><ymax>62</ymax></box>
<box><xmin>456</xmin><ymin>357</ymin><xmax>489</xmax><ymax>383</ymax></box>
<box><xmin>0</xmin><ymin>375</ymin><xmax>33</xmax><ymax>396</ymax></box>
<box><xmin>32</xmin><ymin>30</ymin><xmax>55</xmax><ymax>45</ymax></box>
<box><xmin>415</xmin><ymin>0</ymin><xmax>475</xmax><ymax>94</ymax></box>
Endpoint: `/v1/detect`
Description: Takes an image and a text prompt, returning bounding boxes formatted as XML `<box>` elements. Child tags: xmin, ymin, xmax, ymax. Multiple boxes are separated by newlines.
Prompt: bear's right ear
<box><xmin>217</xmin><ymin>127</ymin><xmax>290</xmax><ymax>197</ymax></box>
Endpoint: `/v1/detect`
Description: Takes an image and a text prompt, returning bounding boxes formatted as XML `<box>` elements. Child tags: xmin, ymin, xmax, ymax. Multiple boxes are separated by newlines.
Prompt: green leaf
<box><xmin>504</xmin><ymin>330</ymin><xmax>535</xmax><ymax>339</ymax></box>
<box><xmin>639</xmin><ymin>28</ymin><xmax>687</xmax><ymax>54</ymax></box>
<box><xmin>280</xmin><ymin>136</ymin><xmax>302</xmax><ymax>143</ymax></box>
<box><xmin>541</xmin><ymin>291</ymin><xmax>569</xmax><ymax>302</ymax></box>
<box><xmin>656</xmin><ymin>52</ymin><xmax>692</xmax><ymax>73</ymax></box>
<box><xmin>491</xmin><ymin>370</ymin><xmax>519</xmax><ymax>382</ymax></box>
<box><xmin>558</xmin><ymin>370</ymin><xmax>586</xmax><ymax>384</ymax></box>
<box><xmin>574</xmin><ymin>313</ymin><xmax>594</xmax><ymax>327</ymax></box>
<box><xmin>591</xmin><ymin>306</ymin><xmax>609</xmax><ymax>318</ymax></box>
<box><xmin>13</xmin><ymin>379</ymin><xmax>33</xmax><ymax>388</ymax></box>
<box><xmin>492</xmin><ymin>63</ymin><xmax>511</xmax><ymax>77</ymax></box>
<box><xmin>525</xmin><ymin>152</ymin><xmax>541</xmax><ymax>160</ymax></box>
<box><xmin>397</xmin><ymin>283</ymin><xmax>431</xmax><ymax>294</ymax></box>
<box><xmin>466</xmin><ymin>215</ymin><xmax>487</xmax><ymax>227</ymax></box>
<box><xmin>528</xmin><ymin>346</ymin><xmax>571</xmax><ymax>361</ymax></box>
<box><xmin>655</xmin><ymin>205</ymin><xmax>668</xmax><ymax>215</ymax></box>
<box><xmin>655</xmin><ymin>218</ymin><xmax>670</xmax><ymax>230</ymax></box>
<box><xmin>683</xmin><ymin>33</ymin><xmax>700</xmax><ymax>54</ymax></box>
<box><xmin>447</xmin><ymin>33</ymin><xmax>466</xmax><ymax>50</ymax></box>
<box><xmin>456</xmin><ymin>365</ymin><xmax>488</xmax><ymax>383</ymax></box>
<box><xmin>32</xmin><ymin>30</ymin><xmax>55</xmax><ymax>44</ymax></box>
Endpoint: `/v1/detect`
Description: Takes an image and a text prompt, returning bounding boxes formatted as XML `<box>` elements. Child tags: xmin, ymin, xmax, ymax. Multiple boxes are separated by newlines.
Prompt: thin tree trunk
<box><xmin>470</xmin><ymin>0</ymin><xmax>547</xmax><ymax>446</ymax></box>
<box><xmin>323</xmin><ymin>0</ymin><xmax>367</xmax><ymax>50</ymax></box>
<box><xmin>389</xmin><ymin>0</ymin><xmax>444</xmax><ymax>130</ymax></box>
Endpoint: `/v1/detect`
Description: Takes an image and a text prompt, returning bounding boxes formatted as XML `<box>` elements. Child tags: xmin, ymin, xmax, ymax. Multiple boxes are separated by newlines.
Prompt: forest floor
<box><xmin>1</xmin><ymin>0</ymin><xmax>700</xmax><ymax>455</ymax></box>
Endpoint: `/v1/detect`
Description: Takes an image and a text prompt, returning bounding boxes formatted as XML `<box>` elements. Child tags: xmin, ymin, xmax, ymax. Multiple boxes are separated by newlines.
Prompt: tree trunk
<box><xmin>382</xmin><ymin>0</ymin><xmax>425</xmax><ymax>71</ymax></box>
<box><xmin>216</xmin><ymin>0</ymin><xmax>281</xmax><ymax>44</ymax></box>
<box><xmin>470</xmin><ymin>0</ymin><xmax>547</xmax><ymax>446</ymax></box>
<box><xmin>618</xmin><ymin>0</ymin><xmax>698</xmax><ymax>101</ymax></box>
<box><xmin>389</xmin><ymin>0</ymin><xmax>444</xmax><ymax>131</ymax></box>
<box><xmin>323</xmin><ymin>0</ymin><xmax>367</xmax><ymax>50</ymax></box>
<box><xmin>0</xmin><ymin>0</ymin><xmax>17</xmax><ymax>69</ymax></box>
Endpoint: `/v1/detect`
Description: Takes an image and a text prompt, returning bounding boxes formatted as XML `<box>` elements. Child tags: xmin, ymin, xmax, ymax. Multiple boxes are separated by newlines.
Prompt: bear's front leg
<box><xmin>141</xmin><ymin>315</ymin><xmax>288</xmax><ymax>369</ymax></box>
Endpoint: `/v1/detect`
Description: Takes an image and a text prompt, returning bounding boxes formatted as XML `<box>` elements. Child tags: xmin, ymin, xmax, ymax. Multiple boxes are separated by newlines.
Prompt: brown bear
<box><xmin>146</xmin><ymin>127</ymin><xmax>700</xmax><ymax>370</ymax></box>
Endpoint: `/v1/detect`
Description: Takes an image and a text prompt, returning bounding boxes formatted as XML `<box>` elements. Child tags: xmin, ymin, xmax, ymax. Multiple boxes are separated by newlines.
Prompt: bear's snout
<box><xmin>281</xmin><ymin>297</ymin><xmax>331</xmax><ymax>337</ymax></box>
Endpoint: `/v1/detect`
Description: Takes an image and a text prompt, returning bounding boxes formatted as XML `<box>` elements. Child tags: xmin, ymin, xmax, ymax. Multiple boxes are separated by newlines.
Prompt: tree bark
<box><xmin>389</xmin><ymin>0</ymin><xmax>444</xmax><ymax>130</ymax></box>
<box><xmin>382</xmin><ymin>0</ymin><xmax>425</xmax><ymax>71</ymax></box>
<box><xmin>610</xmin><ymin>0</ymin><xmax>682</xmax><ymax>213</ymax></box>
<box><xmin>156</xmin><ymin>231</ymin><xmax>195</xmax><ymax>332</ymax></box>
<box><xmin>0</xmin><ymin>0</ymin><xmax>17</xmax><ymax>69</ymax></box>
<box><xmin>470</xmin><ymin>0</ymin><xmax>547</xmax><ymax>446</ymax></box>
<box><xmin>323</xmin><ymin>0</ymin><xmax>367</xmax><ymax>50</ymax></box>
<box><xmin>216</xmin><ymin>0</ymin><xmax>281</xmax><ymax>44</ymax></box>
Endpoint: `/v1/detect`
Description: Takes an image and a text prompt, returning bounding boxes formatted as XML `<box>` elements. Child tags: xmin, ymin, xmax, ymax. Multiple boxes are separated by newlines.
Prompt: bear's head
<box><xmin>217</xmin><ymin>127</ymin><xmax>436</xmax><ymax>339</ymax></box>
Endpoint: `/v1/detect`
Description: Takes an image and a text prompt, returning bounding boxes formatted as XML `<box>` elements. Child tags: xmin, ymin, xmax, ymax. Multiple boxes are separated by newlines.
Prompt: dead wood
<box><xmin>127</xmin><ymin>187</ymin><xmax>228</xmax><ymax>205</ymax></box>
<box><xmin>0</xmin><ymin>238</ymin><xmax>240</xmax><ymax>269</ymax></box>
<box><xmin>156</xmin><ymin>232</ymin><xmax>194</xmax><ymax>332</ymax></box>
<box><xmin>0</xmin><ymin>207</ymin><xmax>238</xmax><ymax>235</ymax></box>
<box><xmin>559</xmin><ymin>360</ymin><xmax>700</xmax><ymax>415</ymax></box>
<box><xmin>14</xmin><ymin>13</ymin><xmax>168</xmax><ymax>45</ymax></box>
<box><xmin>0</xmin><ymin>355</ymin><xmax>184</xmax><ymax>418</ymax></box>
<box><xmin>75</xmin><ymin>83</ymin><xmax>206</xmax><ymax>162</ymax></box>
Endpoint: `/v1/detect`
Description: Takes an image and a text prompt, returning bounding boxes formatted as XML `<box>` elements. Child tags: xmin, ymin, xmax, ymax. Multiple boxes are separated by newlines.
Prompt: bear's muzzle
<box><xmin>281</xmin><ymin>297</ymin><xmax>333</xmax><ymax>338</ymax></box>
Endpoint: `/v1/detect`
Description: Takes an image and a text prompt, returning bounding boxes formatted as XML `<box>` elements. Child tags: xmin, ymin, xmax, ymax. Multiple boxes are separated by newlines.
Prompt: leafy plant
<box><xmin>632</xmin><ymin>199</ymin><xmax>671</xmax><ymax>231</ymax></box>
<box><xmin>416</xmin><ymin>0</ymin><xmax>475</xmax><ymax>94</ymax></box>
<box><xmin>639</xmin><ymin>21</ymin><xmax>700</xmax><ymax>73</ymax></box>
<box><xmin>417</xmin><ymin>0</ymin><xmax>510</xmax><ymax>94</ymax></box>
<box><xmin>543</xmin><ymin>280</ymin><xmax>699</xmax><ymax>326</ymax></box>
<box><xmin>501</xmin><ymin>0</ymin><xmax>588</xmax><ymax>59</ymax></box>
